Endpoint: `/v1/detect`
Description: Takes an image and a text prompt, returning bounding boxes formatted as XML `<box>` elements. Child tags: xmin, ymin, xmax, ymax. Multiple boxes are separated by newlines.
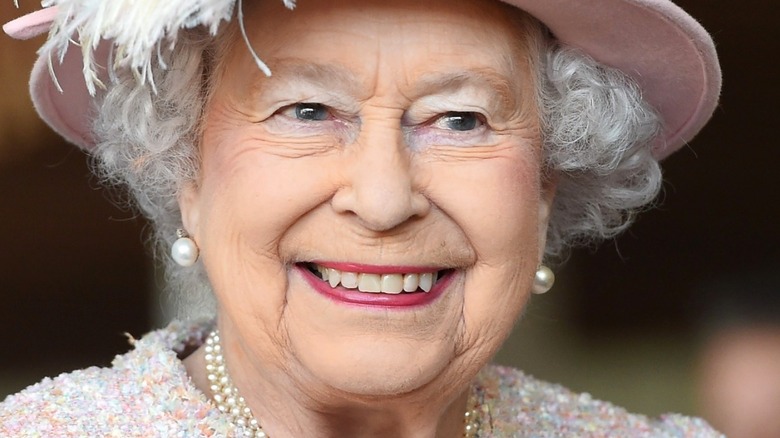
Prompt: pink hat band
<box><xmin>3</xmin><ymin>0</ymin><xmax>721</xmax><ymax>159</ymax></box>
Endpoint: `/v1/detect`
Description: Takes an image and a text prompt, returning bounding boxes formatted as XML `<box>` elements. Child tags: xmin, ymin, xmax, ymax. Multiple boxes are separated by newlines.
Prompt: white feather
<box><xmin>35</xmin><ymin>0</ymin><xmax>296</xmax><ymax>95</ymax></box>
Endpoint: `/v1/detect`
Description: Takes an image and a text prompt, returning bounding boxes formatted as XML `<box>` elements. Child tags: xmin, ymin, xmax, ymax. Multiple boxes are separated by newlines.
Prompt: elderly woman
<box><xmin>1</xmin><ymin>0</ymin><xmax>721</xmax><ymax>436</ymax></box>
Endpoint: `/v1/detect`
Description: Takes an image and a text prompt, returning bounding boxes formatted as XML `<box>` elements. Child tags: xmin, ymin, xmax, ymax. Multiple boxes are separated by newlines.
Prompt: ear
<box><xmin>536</xmin><ymin>172</ymin><xmax>558</xmax><ymax>260</ymax></box>
<box><xmin>178</xmin><ymin>181</ymin><xmax>202</xmax><ymax>239</ymax></box>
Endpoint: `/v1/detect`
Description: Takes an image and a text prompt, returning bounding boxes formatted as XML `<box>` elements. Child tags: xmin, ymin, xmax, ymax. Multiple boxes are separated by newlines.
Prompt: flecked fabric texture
<box><xmin>0</xmin><ymin>321</ymin><xmax>723</xmax><ymax>437</ymax></box>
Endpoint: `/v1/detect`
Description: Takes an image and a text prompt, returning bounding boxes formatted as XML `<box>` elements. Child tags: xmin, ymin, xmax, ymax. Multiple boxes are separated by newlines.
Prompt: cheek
<box><xmin>423</xmin><ymin>150</ymin><xmax>541</xmax><ymax>358</ymax></box>
<box><xmin>424</xmin><ymin>153</ymin><xmax>542</xmax><ymax>262</ymax></box>
<box><xmin>197</xmin><ymin>130</ymin><xmax>338</xmax><ymax>256</ymax></box>
<box><xmin>192</xmin><ymin>125</ymin><xmax>343</xmax><ymax>327</ymax></box>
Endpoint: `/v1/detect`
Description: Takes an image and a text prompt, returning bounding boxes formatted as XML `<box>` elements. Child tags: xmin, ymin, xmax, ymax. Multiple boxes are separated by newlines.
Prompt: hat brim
<box><xmin>28</xmin><ymin>43</ymin><xmax>109</xmax><ymax>149</ymax></box>
<box><xmin>7</xmin><ymin>0</ymin><xmax>720</xmax><ymax>158</ymax></box>
<box><xmin>505</xmin><ymin>0</ymin><xmax>721</xmax><ymax>158</ymax></box>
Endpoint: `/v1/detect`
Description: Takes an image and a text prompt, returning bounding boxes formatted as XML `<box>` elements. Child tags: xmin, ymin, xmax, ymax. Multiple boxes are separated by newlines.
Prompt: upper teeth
<box><xmin>314</xmin><ymin>265</ymin><xmax>438</xmax><ymax>294</ymax></box>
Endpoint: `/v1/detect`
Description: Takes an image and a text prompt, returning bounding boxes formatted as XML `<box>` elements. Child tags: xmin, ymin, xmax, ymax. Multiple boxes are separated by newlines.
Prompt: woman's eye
<box><xmin>433</xmin><ymin>112</ymin><xmax>483</xmax><ymax>131</ymax></box>
<box><xmin>289</xmin><ymin>103</ymin><xmax>330</xmax><ymax>121</ymax></box>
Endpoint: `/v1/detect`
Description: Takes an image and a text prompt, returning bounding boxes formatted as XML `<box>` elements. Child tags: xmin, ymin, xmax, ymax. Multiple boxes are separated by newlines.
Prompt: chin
<box><xmin>290</xmin><ymin>332</ymin><xmax>457</xmax><ymax>397</ymax></box>
<box><xmin>281</xmin><ymin>269</ymin><xmax>467</xmax><ymax>397</ymax></box>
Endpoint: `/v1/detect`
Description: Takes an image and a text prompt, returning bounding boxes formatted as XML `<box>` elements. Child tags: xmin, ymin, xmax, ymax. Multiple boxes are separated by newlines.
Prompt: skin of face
<box><xmin>180</xmin><ymin>0</ymin><xmax>556</xmax><ymax>435</ymax></box>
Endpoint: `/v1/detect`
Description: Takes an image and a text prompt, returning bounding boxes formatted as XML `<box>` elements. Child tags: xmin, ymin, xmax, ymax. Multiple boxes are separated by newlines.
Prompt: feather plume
<box><xmin>36</xmin><ymin>0</ymin><xmax>296</xmax><ymax>95</ymax></box>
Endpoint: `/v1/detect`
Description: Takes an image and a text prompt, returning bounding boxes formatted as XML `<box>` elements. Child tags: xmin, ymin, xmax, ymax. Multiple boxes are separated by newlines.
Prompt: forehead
<box><xmin>216</xmin><ymin>0</ymin><xmax>537</xmax><ymax>95</ymax></box>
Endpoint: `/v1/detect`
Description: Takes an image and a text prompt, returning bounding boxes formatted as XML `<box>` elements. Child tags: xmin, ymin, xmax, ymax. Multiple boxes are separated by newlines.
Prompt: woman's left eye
<box><xmin>432</xmin><ymin>112</ymin><xmax>484</xmax><ymax>131</ymax></box>
<box><xmin>282</xmin><ymin>103</ymin><xmax>331</xmax><ymax>121</ymax></box>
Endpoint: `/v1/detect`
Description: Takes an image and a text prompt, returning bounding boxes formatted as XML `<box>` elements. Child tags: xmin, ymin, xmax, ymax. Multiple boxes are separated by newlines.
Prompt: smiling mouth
<box><xmin>301</xmin><ymin>262</ymin><xmax>452</xmax><ymax>294</ymax></box>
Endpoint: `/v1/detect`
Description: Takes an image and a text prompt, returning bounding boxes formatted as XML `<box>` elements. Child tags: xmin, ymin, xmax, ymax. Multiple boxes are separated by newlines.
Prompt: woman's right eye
<box><xmin>280</xmin><ymin>103</ymin><xmax>331</xmax><ymax>121</ymax></box>
<box><xmin>264</xmin><ymin>101</ymin><xmax>356</xmax><ymax>142</ymax></box>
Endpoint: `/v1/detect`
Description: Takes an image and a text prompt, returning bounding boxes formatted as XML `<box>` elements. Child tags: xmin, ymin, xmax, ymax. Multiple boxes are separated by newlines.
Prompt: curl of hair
<box><xmin>92</xmin><ymin>28</ymin><xmax>219</xmax><ymax>318</ymax></box>
<box><xmin>539</xmin><ymin>44</ymin><xmax>662</xmax><ymax>258</ymax></box>
<box><xmin>91</xmin><ymin>23</ymin><xmax>662</xmax><ymax>318</ymax></box>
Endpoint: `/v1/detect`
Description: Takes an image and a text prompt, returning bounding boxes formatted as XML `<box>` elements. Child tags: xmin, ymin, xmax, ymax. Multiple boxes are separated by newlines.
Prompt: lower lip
<box><xmin>297</xmin><ymin>265</ymin><xmax>454</xmax><ymax>308</ymax></box>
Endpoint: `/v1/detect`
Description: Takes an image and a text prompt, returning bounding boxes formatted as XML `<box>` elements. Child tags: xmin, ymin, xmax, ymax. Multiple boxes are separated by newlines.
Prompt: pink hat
<box><xmin>3</xmin><ymin>0</ymin><xmax>720</xmax><ymax>159</ymax></box>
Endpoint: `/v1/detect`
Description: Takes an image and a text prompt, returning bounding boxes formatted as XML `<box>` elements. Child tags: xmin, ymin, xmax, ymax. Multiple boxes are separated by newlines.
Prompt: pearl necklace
<box><xmin>204</xmin><ymin>331</ymin><xmax>266</xmax><ymax>437</ymax></box>
<box><xmin>204</xmin><ymin>330</ymin><xmax>482</xmax><ymax>437</ymax></box>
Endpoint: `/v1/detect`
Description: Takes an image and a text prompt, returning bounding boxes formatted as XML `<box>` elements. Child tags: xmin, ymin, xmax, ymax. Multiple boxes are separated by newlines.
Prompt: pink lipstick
<box><xmin>296</xmin><ymin>263</ymin><xmax>454</xmax><ymax>308</ymax></box>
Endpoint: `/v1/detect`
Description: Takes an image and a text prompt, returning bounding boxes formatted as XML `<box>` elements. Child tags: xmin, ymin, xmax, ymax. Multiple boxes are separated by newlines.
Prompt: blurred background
<box><xmin>1</xmin><ymin>1</ymin><xmax>778</xmax><ymax>436</ymax></box>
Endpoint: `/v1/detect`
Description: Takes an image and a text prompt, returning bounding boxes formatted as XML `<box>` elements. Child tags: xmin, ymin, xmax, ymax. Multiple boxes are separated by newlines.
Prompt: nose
<box><xmin>331</xmin><ymin>125</ymin><xmax>430</xmax><ymax>232</ymax></box>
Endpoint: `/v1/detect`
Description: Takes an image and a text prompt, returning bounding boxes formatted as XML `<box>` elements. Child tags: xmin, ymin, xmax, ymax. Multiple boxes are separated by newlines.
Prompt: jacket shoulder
<box><xmin>476</xmin><ymin>365</ymin><xmax>724</xmax><ymax>437</ymax></box>
<box><xmin>1</xmin><ymin>322</ymin><xmax>225</xmax><ymax>436</ymax></box>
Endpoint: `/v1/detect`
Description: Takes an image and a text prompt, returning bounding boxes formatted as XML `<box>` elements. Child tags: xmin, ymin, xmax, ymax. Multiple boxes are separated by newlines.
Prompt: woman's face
<box><xmin>182</xmin><ymin>0</ymin><xmax>554</xmax><ymax>399</ymax></box>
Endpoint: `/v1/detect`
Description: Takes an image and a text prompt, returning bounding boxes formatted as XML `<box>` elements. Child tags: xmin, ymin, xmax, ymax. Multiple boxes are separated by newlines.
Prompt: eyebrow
<box><xmin>255</xmin><ymin>58</ymin><xmax>363</xmax><ymax>96</ymax></box>
<box><xmin>251</xmin><ymin>60</ymin><xmax>520</xmax><ymax>111</ymax></box>
<box><xmin>411</xmin><ymin>69</ymin><xmax>519</xmax><ymax>109</ymax></box>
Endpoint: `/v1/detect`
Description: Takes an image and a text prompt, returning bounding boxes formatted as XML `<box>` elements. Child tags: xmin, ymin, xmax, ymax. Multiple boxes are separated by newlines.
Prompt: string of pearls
<box><xmin>204</xmin><ymin>331</ymin><xmax>266</xmax><ymax>437</ymax></box>
<box><xmin>204</xmin><ymin>330</ymin><xmax>482</xmax><ymax>437</ymax></box>
<box><xmin>463</xmin><ymin>399</ymin><xmax>482</xmax><ymax>438</ymax></box>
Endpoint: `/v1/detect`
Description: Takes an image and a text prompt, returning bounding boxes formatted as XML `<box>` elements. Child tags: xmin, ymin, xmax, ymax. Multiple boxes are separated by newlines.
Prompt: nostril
<box><xmin>331</xmin><ymin>186</ymin><xmax>428</xmax><ymax>232</ymax></box>
<box><xmin>330</xmin><ymin>150</ymin><xmax>430</xmax><ymax>231</ymax></box>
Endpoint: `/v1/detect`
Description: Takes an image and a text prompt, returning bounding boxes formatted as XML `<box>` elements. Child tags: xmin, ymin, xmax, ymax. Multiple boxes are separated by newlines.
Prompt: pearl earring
<box><xmin>171</xmin><ymin>228</ymin><xmax>199</xmax><ymax>267</ymax></box>
<box><xmin>532</xmin><ymin>265</ymin><xmax>555</xmax><ymax>294</ymax></box>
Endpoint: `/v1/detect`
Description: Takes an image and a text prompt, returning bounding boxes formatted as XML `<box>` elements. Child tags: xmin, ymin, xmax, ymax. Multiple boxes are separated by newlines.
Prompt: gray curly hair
<box><xmin>92</xmin><ymin>12</ymin><xmax>661</xmax><ymax>318</ymax></box>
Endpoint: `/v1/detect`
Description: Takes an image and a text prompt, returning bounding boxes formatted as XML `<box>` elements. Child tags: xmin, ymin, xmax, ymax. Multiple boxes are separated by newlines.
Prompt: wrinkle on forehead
<box><xmin>234</xmin><ymin>0</ymin><xmax>535</xmax><ymax>62</ymax></box>
<box><xmin>248</xmin><ymin>58</ymin><xmax>365</xmax><ymax>98</ymax></box>
<box><xmin>210</xmin><ymin>0</ymin><xmax>543</xmax><ymax>127</ymax></box>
